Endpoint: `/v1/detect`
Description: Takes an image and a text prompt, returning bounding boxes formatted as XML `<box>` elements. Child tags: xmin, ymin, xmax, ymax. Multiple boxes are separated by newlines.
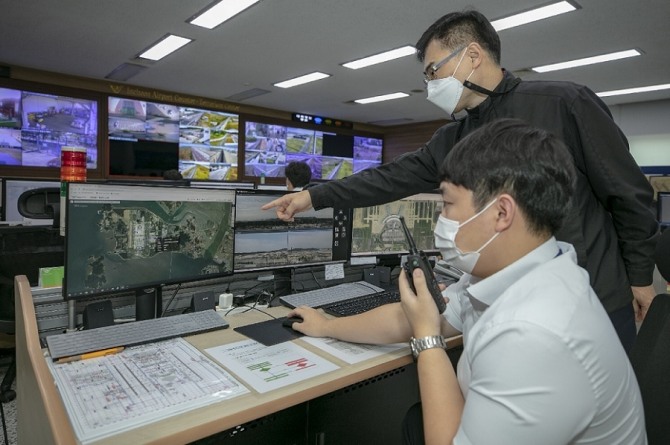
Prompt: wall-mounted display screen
<box><xmin>244</xmin><ymin>121</ymin><xmax>382</xmax><ymax>180</ymax></box>
<box><xmin>108</xmin><ymin>97</ymin><xmax>239</xmax><ymax>180</ymax></box>
<box><xmin>178</xmin><ymin>107</ymin><xmax>239</xmax><ymax>181</ymax></box>
<box><xmin>0</xmin><ymin>87</ymin><xmax>98</xmax><ymax>169</ymax></box>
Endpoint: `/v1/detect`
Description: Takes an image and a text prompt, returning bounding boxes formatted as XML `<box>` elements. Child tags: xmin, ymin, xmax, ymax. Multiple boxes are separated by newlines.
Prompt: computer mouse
<box><xmin>282</xmin><ymin>316</ymin><xmax>303</xmax><ymax>328</ymax></box>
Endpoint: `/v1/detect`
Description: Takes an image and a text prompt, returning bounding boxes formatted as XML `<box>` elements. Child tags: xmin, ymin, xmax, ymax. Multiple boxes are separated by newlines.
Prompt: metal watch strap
<box><xmin>410</xmin><ymin>335</ymin><xmax>446</xmax><ymax>360</ymax></box>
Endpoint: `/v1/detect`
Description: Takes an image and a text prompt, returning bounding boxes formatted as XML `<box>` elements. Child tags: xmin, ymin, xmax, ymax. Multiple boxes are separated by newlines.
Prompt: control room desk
<box><xmin>16</xmin><ymin>275</ymin><xmax>463</xmax><ymax>445</ymax></box>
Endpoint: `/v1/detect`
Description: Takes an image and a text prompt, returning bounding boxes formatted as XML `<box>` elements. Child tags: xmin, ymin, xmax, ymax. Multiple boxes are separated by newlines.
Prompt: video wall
<box><xmin>0</xmin><ymin>81</ymin><xmax>384</xmax><ymax>182</ymax></box>
<box><xmin>245</xmin><ymin>121</ymin><xmax>383</xmax><ymax>180</ymax></box>
<box><xmin>0</xmin><ymin>87</ymin><xmax>98</xmax><ymax>169</ymax></box>
<box><xmin>108</xmin><ymin>97</ymin><xmax>239</xmax><ymax>180</ymax></box>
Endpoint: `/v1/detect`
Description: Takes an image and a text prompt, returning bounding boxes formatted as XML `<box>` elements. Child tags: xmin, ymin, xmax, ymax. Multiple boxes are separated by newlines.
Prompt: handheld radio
<box><xmin>399</xmin><ymin>216</ymin><xmax>447</xmax><ymax>313</ymax></box>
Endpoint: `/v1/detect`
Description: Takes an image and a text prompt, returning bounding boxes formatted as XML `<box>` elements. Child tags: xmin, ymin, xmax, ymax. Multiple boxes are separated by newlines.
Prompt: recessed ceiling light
<box><xmin>274</xmin><ymin>72</ymin><xmax>331</xmax><ymax>89</ymax></box>
<box><xmin>597</xmin><ymin>83</ymin><xmax>670</xmax><ymax>98</ymax></box>
<box><xmin>189</xmin><ymin>0</ymin><xmax>260</xmax><ymax>29</ymax></box>
<box><xmin>139</xmin><ymin>35</ymin><xmax>192</xmax><ymax>61</ymax></box>
<box><xmin>532</xmin><ymin>49</ymin><xmax>642</xmax><ymax>73</ymax></box>
<box><xmin>342</xmin><ymin>46</ymin><xmax>417</xmax><ymax>70</ymax></box>
<box><xmin>354</xmin><ymin>92</ymin><xmax>409</xmax><ymax>104</ymax></box>
<box><xmin>491</xmin><ymin>1</ymin><xmax>578</xmax><ymax>31</ymax></box>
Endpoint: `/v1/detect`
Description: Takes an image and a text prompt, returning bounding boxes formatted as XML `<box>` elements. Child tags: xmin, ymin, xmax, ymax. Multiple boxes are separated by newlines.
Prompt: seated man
<box><xmin>285</xmin><ymin>161</ymin><xmax>312</xmax><ymax>191</ymax></box>
<box><xmin>288</xmin><ymin>119</ymin><xmax>646</xmax><ymax>444</ymax></box>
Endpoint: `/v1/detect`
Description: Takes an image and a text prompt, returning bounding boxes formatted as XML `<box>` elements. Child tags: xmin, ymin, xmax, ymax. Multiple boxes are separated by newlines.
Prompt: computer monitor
<box><xmin>657</xmin><ymin>192</ymin><xmax>670</xmax><ymax>227</ymax></box>
<box><xmin>0</xmin><ymin>225</ymin><xmax>64</xmax><ymax>320</ymax></box>
<box><xmin>63</xmin><ymin>183</ymin><xmax>236</xmax><ymax>317</ymax></box>
<box><xmin>1</xmin><ymin>178</ymin><xmax>61</xmax><ymax>225</ymax></box>
<box><xmin>233</xmin><ymin>190</ymin><xmax>350</xmax><ymax>272</ymax></box>
<box><xmin>350</xmin><ymin>192</ymin><xmax>443</xmax><ymax>257</ymax></box>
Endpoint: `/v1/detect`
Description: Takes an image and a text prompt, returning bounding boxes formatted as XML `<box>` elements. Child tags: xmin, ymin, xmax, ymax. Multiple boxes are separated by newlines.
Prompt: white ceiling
<box><xmin>1</xmin><ymin>0</ymin><xmax>669</xmax><ymax>126</ymax></box>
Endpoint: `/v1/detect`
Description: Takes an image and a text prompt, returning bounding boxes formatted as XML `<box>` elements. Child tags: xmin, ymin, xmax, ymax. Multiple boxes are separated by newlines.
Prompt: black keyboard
<box><xmin>322</xmin><ymin>290</ymin><xmax>401</xmax><ymax>317</ymax></box>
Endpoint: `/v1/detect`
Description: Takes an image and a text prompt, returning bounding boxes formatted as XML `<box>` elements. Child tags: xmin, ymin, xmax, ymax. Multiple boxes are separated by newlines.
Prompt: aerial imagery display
<box><xmin>66</xmin><ymin>196</ymin><xmax>234</xmax><ymax>297</ymax></box>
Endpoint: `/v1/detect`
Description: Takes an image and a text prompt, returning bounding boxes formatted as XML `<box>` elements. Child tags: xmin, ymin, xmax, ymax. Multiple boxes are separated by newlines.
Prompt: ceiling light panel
<box><xmin>354</xmin><ymin>92</ymin><xmax>409</xmax><ymax>104</ymax></box>
<box><xmin>597</xmin><ymin>83</ymin><xmax>670</xmax><ymax>98</ymax></box>
<box><xmin>532</xmin><ymin>49</ymin><xmax>641</xmax><ymax>73</ymax></box>
<box><xmin>342</xmin><ymin>46</ymin><xmax>417</xmax><ymax>70</ymax></box>
<box><xmin>139</xmin><ymin>35</ymin><xmax>192</xmax><ymax>61</ymax></box>
<box><xmin>492</xmin><ymin>1</ymin><xmax>577</xmax><ymax>31</ymax></box>
<box><xmin>190</xmin><ymin>0</ymin><xmax>260</xmax><ymax>29</ymax></box>
<box><xmin>274</xmin><ymin>72</ymin><xmax>331</xmax><ymax>89</ymax></box>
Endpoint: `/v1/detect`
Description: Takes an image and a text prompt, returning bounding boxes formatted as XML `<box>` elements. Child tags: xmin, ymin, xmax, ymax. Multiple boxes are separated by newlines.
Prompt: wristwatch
<box><xmin>409</xmin><ymin>335</ymin><xmax>446</xmax><ymax>360</ymax></box>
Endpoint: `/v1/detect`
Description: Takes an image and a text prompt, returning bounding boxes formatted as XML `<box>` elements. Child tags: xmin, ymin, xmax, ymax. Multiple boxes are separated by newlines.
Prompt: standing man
<box><xmin>264</xmin><ymin>9</ymin><xmax>658</xmax><ymax>351</ymax></box>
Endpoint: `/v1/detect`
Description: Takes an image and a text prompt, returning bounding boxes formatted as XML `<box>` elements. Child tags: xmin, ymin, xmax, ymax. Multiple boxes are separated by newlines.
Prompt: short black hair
<box><xmin>439</xmin><ymin>119</ymin><xmax>576</xmax><ymax>236</ymax></box>
<box><xmin>416</xmin><ymin>9</ymin><xmax>501</xmax><ymax>65</ymax></box>
<box><xmin>285</xmin><ymin>161</ymin><xmax>312</xmax><ymax>188</ymax></box>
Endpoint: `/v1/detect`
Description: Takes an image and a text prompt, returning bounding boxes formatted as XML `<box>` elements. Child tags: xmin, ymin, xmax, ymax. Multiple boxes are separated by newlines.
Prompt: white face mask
<box><xmin>426</xmin><ymin>49</ymin><xmax>470</xmax><ymax>116</ymax></box>
<box><xmin>434</xmin><ymin>199</ymin><xmax>499</xmax><ymax>274</ymax></box>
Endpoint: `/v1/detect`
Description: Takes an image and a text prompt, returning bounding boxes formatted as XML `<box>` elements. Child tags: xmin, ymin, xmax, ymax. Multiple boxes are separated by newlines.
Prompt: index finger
<box><xmin>261</xmin><ymin>196</ymin><xmax>285</xmax><ymax>210</ymax></box>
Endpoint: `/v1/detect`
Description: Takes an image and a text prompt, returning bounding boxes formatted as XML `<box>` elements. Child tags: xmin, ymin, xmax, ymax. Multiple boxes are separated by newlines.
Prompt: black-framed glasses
<box><xmin>423</xmin><ymin>45</ymin><xmax>466</xmax><ymax>85</ymax></box>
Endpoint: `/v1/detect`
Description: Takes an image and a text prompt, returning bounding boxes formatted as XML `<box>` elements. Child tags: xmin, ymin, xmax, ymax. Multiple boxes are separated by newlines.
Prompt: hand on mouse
<box><xmin>285</xmin><ymin>306</ymin><xmax>329</xmax><ymax>337</ymax></box>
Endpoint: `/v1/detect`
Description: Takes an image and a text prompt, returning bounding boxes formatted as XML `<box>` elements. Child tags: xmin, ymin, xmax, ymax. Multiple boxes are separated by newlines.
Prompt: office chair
<box><xmin>628</xmin><ymin>228</ymin><xmax>670</xmax><ymax>444</ymax></box>
<box><xmin>17</xmin><ymin>186</ymin><xmax>61</xmax><ymax>228</ymax></box>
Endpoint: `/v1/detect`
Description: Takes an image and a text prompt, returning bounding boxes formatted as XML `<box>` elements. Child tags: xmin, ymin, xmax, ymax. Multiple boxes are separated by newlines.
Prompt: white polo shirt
<box><xmin>444</xmin><ymin>238</ymin><xmax>646</xmax><ymax>444</ymax></box>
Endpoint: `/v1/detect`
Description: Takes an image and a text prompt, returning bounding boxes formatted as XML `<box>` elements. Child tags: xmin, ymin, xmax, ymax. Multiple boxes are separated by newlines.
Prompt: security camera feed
<box><xmin>353</xmin><ymin>136</ymin><xmax>383</xmax><ymax>174</ymax></box>
<box><xmin>234</xmin><ymin>190</ymin><xmax>345</xmax><ymax>272</ymax></box>
<box><xmin>178</xmin><ymin>107</ymin><xmax>239</xmax><ymax>181</ymax></box>
<box><xmin>108</xmin><ymin>98</ymin><xmax>179</xmax><ymax>142</ymax></box>
<box><xmin>244</xmin><ymin>121</ymin><xmax>382</xmax><ymax>180</ymax></box>
<box><xmin>351</xmin><ymin>193</ymin><xmax>443</xmax><ymax>256</ymax></box>
<box><xmin>64</xmin><ymin>183</ymin><xmax>235</xmax><ymax>299</ymax></box>
<box><xmin>0</xmin><ymin>88</ymin><xmax>98</xmax><ymax>168</ymax></box>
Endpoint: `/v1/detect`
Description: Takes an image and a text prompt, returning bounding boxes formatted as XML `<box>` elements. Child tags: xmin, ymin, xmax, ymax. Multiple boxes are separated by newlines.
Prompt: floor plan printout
<box><xmin>205</xmin><ymin>339</ymin><xmax>340</xmax><ymax>393</ymax></box>
<box><xmin>48</xmin><ymin>338</ymin><xmax>249</xmax><ymax>444</ymax></box>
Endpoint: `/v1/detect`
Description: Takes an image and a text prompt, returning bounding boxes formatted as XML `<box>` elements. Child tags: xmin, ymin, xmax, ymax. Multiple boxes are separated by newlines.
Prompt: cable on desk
<box><xmin>161</xmin><ymin>284</ymin><xmax>181</xmax><ymax>317</ymax></box>
<box><xmin>310</xmin><ymin>269</ymin><xmax>324</xmax><ymax>289</ymax></box>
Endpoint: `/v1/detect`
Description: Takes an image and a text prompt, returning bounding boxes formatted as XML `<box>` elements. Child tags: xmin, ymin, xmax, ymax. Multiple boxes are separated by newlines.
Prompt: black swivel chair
<box><xmin>628</xmin><ymin>229</ymin><xmax>670</xmax><ymax>445</ymax></box>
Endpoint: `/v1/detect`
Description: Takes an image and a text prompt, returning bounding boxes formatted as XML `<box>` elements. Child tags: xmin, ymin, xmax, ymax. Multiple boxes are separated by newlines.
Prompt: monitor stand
<box><xmin>135</xmin><ymin>286</ymin><xmax>163</xmax><ymax>320</ymax></box>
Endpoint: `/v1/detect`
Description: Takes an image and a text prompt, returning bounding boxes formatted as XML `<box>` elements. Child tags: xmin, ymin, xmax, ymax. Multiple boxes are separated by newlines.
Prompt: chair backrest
<box><xmin>17</xmin><ymin>187</ymin><xmax>60</xmax><ymax>228</ymax></box>
<box><xmin>629</xmin><ymin>293</ymin><xmax>670</xmax><ymax>444</ymax></box>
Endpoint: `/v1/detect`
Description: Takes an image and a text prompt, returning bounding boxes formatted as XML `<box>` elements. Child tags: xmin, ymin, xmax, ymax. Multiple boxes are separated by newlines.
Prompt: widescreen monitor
<box><xmin>244</xmin><ymin>121</ymin><xmax>382</xmax><ymax>180</ymax></box>
<box><xmin>63</xmin><ymin>183</ymin><xmax>236</xmax><ymax>300</ymax></box>
<box><xmin>350</xmin><ymin>192</ymin><xmax>443</xmax><ymax>257</ymax></box>
<box><xmin>0</xmin><ymin>87</ymin><xmax>98</xmax><ymax>169</ymax></box>
<box><xmin>233</xmin><ymin>190</ymin><xmax>350</xmax><ymax>272</ymax></box>
<box><xmin>1</xmin><ymin>178</ymin><xmax>61</xmax><ymax>225</ymax></box>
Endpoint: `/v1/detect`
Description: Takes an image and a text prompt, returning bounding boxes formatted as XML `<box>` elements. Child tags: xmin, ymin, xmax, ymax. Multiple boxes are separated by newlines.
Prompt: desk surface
<box><xmin>18</xmin><ymin>285</ymin><xmax>462</xmax><ymax>445</ymax></box>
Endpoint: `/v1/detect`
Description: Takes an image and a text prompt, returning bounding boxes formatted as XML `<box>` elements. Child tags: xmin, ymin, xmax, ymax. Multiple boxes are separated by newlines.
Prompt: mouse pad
<box><xmin>234</xmin><ymin>317</ymin><xmax>304</xmax><ymax>346</ymax></box>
